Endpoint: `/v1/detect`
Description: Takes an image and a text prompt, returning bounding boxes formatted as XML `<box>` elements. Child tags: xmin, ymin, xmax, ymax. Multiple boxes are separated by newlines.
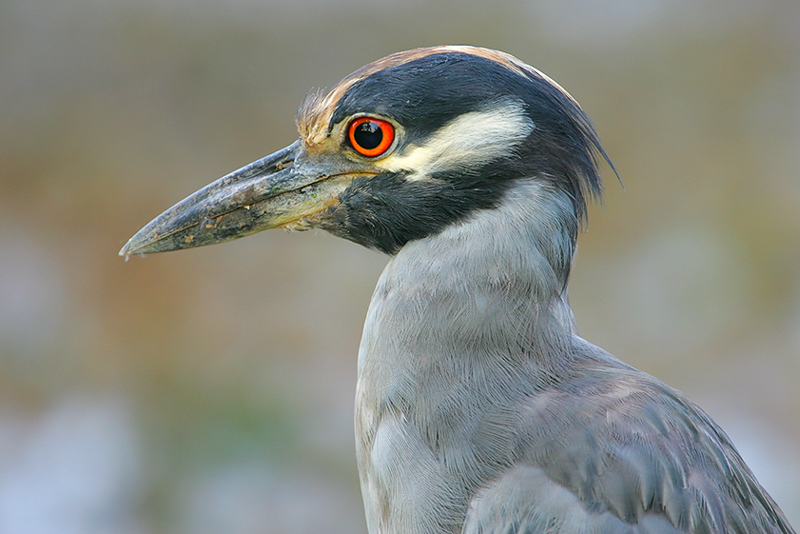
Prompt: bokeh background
<box><xmin>1</xmin><ymin>0</ymin><xmax>799</xmax><ymax>532</ymax></box>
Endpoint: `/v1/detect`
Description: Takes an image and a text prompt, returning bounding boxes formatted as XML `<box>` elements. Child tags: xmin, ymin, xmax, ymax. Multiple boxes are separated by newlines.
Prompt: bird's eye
<box><xmin>348</xmin><ymin>117</ymin><xmax>395</xmax><ymax>158</ymax></box>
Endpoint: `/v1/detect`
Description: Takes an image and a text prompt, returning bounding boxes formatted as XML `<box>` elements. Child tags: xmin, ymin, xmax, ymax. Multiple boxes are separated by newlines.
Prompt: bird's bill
<box><xmin>119</xmin><ymin>140</ymin><xmax>355</xmax><ymax>256</ymax></box>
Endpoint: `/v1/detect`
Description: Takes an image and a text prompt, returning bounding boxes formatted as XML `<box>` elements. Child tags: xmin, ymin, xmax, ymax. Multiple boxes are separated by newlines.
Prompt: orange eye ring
<box><xmin>348</xmin><ymin>117</ymin><xmax>395</xmax><ymax>158</ymax></box>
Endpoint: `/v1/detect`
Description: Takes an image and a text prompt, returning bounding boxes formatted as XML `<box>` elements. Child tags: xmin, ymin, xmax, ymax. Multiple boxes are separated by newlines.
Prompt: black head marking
<box><xmin>318</xmin><ymin>50</ymin><xmax>616</xmax><ymax>254</ymax></box>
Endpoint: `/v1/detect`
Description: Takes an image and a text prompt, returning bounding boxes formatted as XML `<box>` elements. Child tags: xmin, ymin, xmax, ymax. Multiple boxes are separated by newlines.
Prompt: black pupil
<box><xmin>354</xmin><ymin>121</ymin><xmax>383</xmax><ymax>150</ymax></box>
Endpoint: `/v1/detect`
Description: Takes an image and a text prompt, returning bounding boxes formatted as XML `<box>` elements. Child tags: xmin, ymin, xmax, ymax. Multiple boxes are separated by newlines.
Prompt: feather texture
<box><xmin>355</xmin><ymin>180</ymin><xmax>794</xmax><ymax>533</ymax></box>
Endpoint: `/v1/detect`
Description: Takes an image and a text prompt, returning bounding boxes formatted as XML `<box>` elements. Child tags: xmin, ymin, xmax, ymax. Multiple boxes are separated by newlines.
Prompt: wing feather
<box><xmin>463</xmin><ymin>338</ymin><xmax>795</xmax><ymax>533</ymax></box>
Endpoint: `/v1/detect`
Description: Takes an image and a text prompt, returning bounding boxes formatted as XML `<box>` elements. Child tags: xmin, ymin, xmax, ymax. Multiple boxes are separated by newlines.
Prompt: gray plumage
<box><xmin>356</xmin><ymin>180</ymin><xmax>791</xmax><ymax>533</ymax></box>
<box><xmin>120</xmin><ymin>46</ymin><xmax>796</xmax><ymax>534</ymax></box>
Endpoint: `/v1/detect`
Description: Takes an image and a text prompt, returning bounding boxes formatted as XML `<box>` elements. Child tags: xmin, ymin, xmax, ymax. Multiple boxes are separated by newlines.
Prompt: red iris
<box><xmin>348</xmin><ymin>117</ymin><xmax>395</xmax><ymax>157</ymax></box>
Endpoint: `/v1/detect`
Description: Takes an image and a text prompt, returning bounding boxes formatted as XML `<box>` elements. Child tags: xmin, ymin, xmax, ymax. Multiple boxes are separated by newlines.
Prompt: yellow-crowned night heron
<box><xmin>121</xmin><ymin>46</ymin><xmax>796</xmax><ymax>534</ymax></box>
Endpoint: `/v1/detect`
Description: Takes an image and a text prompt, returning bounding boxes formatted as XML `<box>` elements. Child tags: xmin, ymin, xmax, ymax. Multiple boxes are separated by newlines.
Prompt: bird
<box><xmin>120</xmin><ymin>46</ymin><xmax>796</xmax><ymax>534</ymax></box>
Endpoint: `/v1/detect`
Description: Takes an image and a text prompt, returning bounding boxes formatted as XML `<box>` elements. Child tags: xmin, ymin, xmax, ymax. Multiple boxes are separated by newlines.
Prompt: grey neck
<box><xmin>358</xmin><ymin>179</ymin><xmax>580</xmax><ymax>378</ymax></box>
<box><xmin>355</xmin><ymin>179</ymin><xmax>585</xmax><ymax>534</ymax></box>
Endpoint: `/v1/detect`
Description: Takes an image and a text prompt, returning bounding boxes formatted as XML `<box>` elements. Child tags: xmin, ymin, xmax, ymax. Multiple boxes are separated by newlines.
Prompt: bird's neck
<box><xmin>355</xmin><ymin>179</ymin><xmax>582</xmax><ymax>532</ymax></box>
<box><xmin>359</xmin><ymin>179</ymin><xmax>580</xmax><ymax>376</ymax></box>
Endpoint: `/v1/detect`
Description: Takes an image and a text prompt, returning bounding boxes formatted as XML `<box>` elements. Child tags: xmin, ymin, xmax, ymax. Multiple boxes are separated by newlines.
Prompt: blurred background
<box><xmin>1</xmin><ymin>0</ymin><xmax>799</xmax><ymax>532</ymax></box>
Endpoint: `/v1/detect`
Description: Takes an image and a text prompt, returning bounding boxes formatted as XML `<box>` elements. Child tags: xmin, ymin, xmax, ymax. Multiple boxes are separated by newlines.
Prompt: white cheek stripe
<box><xmin>376</xmin><ymin>99</ymin><xmax>534</xmax><ymax>180</ymax></box>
